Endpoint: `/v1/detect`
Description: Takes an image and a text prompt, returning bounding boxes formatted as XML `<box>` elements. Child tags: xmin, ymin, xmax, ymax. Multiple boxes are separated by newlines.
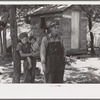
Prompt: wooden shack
<box><xmin>28</xmin><ymin>5</ymin><xmax>90</xmax><ymax>55</ymax></box>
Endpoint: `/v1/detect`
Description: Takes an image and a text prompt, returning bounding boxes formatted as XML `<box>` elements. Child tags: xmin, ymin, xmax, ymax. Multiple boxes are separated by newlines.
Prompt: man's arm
<box><xmin>61</xmin><ymin>36</ymin><xmax>67</xmax><ymax>57</ymax></box>
<box><xmin>40</xmin><ymin>36</ymin><xmax>48</xmax><ymax>65</ymax></box>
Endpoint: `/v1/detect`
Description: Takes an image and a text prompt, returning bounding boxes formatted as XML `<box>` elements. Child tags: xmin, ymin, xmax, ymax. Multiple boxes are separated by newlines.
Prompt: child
<box><xmin>27</xmin><ymin>36</ymin><xmax>40</xmax><ymax>70</ymax></box>
<box><xmin>29</xmin><ymin>36</ymin><xmax>40</xmax><ymax>53</ymax></box>
<box><xmin>16</xmin><ymin>32</ymin><xmax>35</xmax><ymax>83</ymax></box>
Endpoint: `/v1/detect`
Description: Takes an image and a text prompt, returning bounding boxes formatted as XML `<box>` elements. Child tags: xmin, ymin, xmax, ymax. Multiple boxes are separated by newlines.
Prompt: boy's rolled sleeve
<box><xmin>16</xmin><ymin>43</ymin><xmax>22</xmax><ymax>51</ymax></box>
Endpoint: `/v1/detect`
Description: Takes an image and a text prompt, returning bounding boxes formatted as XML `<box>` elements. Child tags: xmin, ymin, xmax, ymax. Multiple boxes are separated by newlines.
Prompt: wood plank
<box><xmin>62</xmin><ymin>35</ymin><xmax>71</xmax><ymax>39</ymax></box>
<box><xmin>71</xmin><ymin>11</ymin><xmax>80</xmax><ymax>49</ymax></box>
<box><xmin>80</xmin><ymin>40</ymin><xmax>87</xmax><ymax>49</ymax></box>
<box><xmin>63</xmin><ymin>39</ymin><xmax>71</xmax><ymax>47</ymax></box>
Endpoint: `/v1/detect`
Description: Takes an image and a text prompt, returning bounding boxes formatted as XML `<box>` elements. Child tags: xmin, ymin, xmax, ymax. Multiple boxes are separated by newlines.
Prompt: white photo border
<box><xmin>0</xmin><ymin>1</ymin><xmax>100</xmax><ymax>99</ymax></box>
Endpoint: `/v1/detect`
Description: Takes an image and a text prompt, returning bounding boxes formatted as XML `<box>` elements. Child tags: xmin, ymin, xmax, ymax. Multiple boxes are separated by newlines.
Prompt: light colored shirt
<box><xmin>40</xmin><ymin>33</ymin><xmax>66</xmax><ymax>65</ymax></box>
<box><xmin>31</xmin><ymin>42</ymin><xmax>40</xmax><ymax>52</ymax></box>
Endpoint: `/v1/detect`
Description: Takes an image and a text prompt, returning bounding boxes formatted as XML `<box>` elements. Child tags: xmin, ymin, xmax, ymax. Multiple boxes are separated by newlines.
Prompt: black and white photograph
<box><xmin>0</xmin><ymin>3</ymin><xmax>100</xmax><ymax>84</ymax></box>
<box><xmin>1</xmin><ymin>1</ymin><xmax>100</xmax><ymax>99</ymax></box>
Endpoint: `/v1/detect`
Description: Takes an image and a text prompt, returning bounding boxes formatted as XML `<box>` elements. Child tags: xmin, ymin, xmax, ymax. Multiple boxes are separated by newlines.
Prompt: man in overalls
<box><xmin>40</xmin><ymin>21</ymin><xmax>66</xmax><ymax>83</ymax></box>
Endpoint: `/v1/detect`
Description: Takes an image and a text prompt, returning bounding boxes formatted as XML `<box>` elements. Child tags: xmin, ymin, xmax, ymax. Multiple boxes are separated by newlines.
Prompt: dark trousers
<box><xmin>45</xmin><ymin>65</ymin><xmax>64</xmax><ymax>83</ymax></box>
<box><xmin>45</xmin><ymin>56</ymin><xmax>65</xmax><ymax>83</ymax></box>
<box><xmin>23</xmin><ymin>57</ymin><xmax>36</xmax><ymax>83</ymax></box>
<box><xmin>47</xmin><ymin>70</ymin><xmax>64</xmax><ymax>83</ymax></box>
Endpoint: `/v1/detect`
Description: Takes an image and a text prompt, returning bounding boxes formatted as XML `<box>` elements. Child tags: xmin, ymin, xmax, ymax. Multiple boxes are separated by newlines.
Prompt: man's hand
<box><xmin>65</xmin><ymin>56</ymin><xmax>70</xmax><ymax>62</ymax></box>
<box><xmin>42</xmin><ymin>63</ymin><xmax>46</xmax><ymax>73</ymax></box>
<box><xmin>28</xmin><ymin>65</ymin><xmax>32</xmax><ymax>69</ymax></box>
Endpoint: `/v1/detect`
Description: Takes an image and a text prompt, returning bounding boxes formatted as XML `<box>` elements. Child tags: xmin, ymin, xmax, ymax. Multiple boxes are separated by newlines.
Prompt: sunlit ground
<box><xmin>1</xmin><ymin>55</ymin><xmax>100</xmax><ymax>84</ymax></box>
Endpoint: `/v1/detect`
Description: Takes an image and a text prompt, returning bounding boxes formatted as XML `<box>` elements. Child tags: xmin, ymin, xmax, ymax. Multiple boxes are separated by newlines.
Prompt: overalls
<box><xmin>45</xmin><ymin>39</ymin><xmax>65</xmax><ymax>83</ymax></box>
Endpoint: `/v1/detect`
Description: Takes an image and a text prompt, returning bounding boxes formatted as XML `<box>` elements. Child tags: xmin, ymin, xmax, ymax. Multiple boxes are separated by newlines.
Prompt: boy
<box><xmin>16</xmin><ymin>32</ymin><xmax>36</xmax><ymax>83</ymax></box>
<box><xmin>29</xmin><ymin>36</ymin><xmax>40</xmax><ymax>53</ymax></box>
<box><xmin>27</xmin><ymin>36</ymin><xmax>40</xmax><ymax>69</ymax></box>
<box><xmin>40</xmin><ymin>21</ymin><xmax>66</xmax><ymax>83</ymax></box>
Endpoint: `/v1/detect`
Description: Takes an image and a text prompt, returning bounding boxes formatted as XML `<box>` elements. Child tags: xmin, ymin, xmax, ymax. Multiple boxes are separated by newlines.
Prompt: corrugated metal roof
<box><xmin>28</xmin><ymin>5</ymin><xmax>71</xmax><ymax>16</ymax></box>
<box><xmin>26</xmin><ymin>5</ymin><xmax>91</xmax><ymax>17</ymax></box>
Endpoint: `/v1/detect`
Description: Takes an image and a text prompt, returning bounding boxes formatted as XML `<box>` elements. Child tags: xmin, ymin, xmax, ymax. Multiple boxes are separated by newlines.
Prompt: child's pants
<box><xmin>23</xmin><ymin>57</ymin><xmax>36</xmax><ymax>83</ymax></box>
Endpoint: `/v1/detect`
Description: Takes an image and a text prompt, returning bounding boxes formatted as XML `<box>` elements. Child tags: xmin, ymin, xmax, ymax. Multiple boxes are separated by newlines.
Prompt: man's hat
<box><xmin>19</xmin><ymin>32</ymin><xmax>28</xmax><ymax>39</ymax></box>
<box><xmin>49</xmin><ymin>20</ymin><xmax>59</xmax><ymax>28</ymax></box>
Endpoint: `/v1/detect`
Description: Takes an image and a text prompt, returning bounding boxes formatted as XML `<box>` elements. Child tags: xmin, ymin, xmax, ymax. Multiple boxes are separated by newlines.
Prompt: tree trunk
<box><xmin>10</xmin><ymin>6</ymin><xmax>21</xmax><ymax>83</ymax></box>
<box><xmin>0</xmin><ymin>29</ymin><xmax>3</xmax><ymax>57</ymax></box>
<box><xmin>2</xmin><ymin>28</ymin><xmax>7</xmax><ymax>58</ymax></box>
<box><xmin>90</xmin><ymin>32</ymin><xmax>95</xmax><ymax>54</ymax></box>
<box><xmin>88</xmin><ymin>16</ymin><xmax>95</xmax><ymax>55</ymax></box>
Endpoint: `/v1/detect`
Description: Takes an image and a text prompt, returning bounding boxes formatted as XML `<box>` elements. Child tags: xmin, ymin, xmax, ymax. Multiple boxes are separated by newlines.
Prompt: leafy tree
<box><xmin>84</xmin><ymin>5</ymin><xmax>100</xmax><ymax>54</ymax></box>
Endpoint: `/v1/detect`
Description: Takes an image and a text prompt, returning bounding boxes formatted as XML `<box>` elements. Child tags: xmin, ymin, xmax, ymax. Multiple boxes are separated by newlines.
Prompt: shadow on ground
<box><xmin>1</xmin><ymin>56</ymin><xmax>100</xmax><ymax>84</ymax></box>
<box><xmin>64</xmin><ymin>65</ymin><xmax>100</xmax><ymax>83</ymax></box>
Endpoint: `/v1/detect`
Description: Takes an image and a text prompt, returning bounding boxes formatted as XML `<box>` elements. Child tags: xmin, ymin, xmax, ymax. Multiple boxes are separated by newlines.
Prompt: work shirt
<box><xmin>40</xmin><ymin>33</ymin><xmax>66</xmax><ymax>65</ymax></box>
<box><xmin>16</xmin><ymin>42</ymin><xmax>31</xmax><ymax>55</ymax></box>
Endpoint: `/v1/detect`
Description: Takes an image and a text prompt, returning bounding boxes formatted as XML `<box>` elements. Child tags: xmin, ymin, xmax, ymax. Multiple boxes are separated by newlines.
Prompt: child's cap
<box><xmin>19</xmin><ymin>32</ymin><xmax>28</xmax><ymax>39</ymax></box>
<box><xmin>29</xmin><ymin>35</ymin><xmax>36</xmax><ymax>41</ymax></box>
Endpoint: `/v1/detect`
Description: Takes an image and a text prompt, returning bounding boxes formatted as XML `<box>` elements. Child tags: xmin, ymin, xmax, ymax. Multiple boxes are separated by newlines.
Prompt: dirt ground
<box><xmin>0</xmin><ymin>48</ymin><xmax>100</xmax><ymax>84</ymax></box>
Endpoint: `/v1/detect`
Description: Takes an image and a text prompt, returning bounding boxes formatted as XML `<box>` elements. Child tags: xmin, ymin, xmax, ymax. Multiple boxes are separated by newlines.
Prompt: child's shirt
<box><xmin>31</xmin><ymin>42</ymin><xmax>40</xmax><ymax>52</ymax></box>
<box><xmin>16</xmin><ymin>42</ymin><xmax>31</xmax><ymax>53</ymax></box>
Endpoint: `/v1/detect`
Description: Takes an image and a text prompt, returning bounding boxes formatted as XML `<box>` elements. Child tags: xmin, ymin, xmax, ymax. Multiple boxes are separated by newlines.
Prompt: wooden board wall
<box><xmin>30</xmin><ymin>5</ymin><xmax>88</xmax><ymax>55</ymax></box>
<box><xmin>62</xmin><ymin>9</ymin><xmax>71</xmax><ymax>52</ymax></box>
<box><xmin>62</xmin><ymin>6</ymin><xmax>88</xmax><ymax>55</ymax></box>
<box><xmin>80</xmin><ymin>11</ymin><xmax>88</xmax><ymax>50</ymax></box>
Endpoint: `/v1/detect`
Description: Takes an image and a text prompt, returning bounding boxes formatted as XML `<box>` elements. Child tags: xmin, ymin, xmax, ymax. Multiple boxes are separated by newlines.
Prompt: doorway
<box><xmin>71</xmin><ymin>11</ymin><xmax>80</xmax><ymax>49</ymax></box>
